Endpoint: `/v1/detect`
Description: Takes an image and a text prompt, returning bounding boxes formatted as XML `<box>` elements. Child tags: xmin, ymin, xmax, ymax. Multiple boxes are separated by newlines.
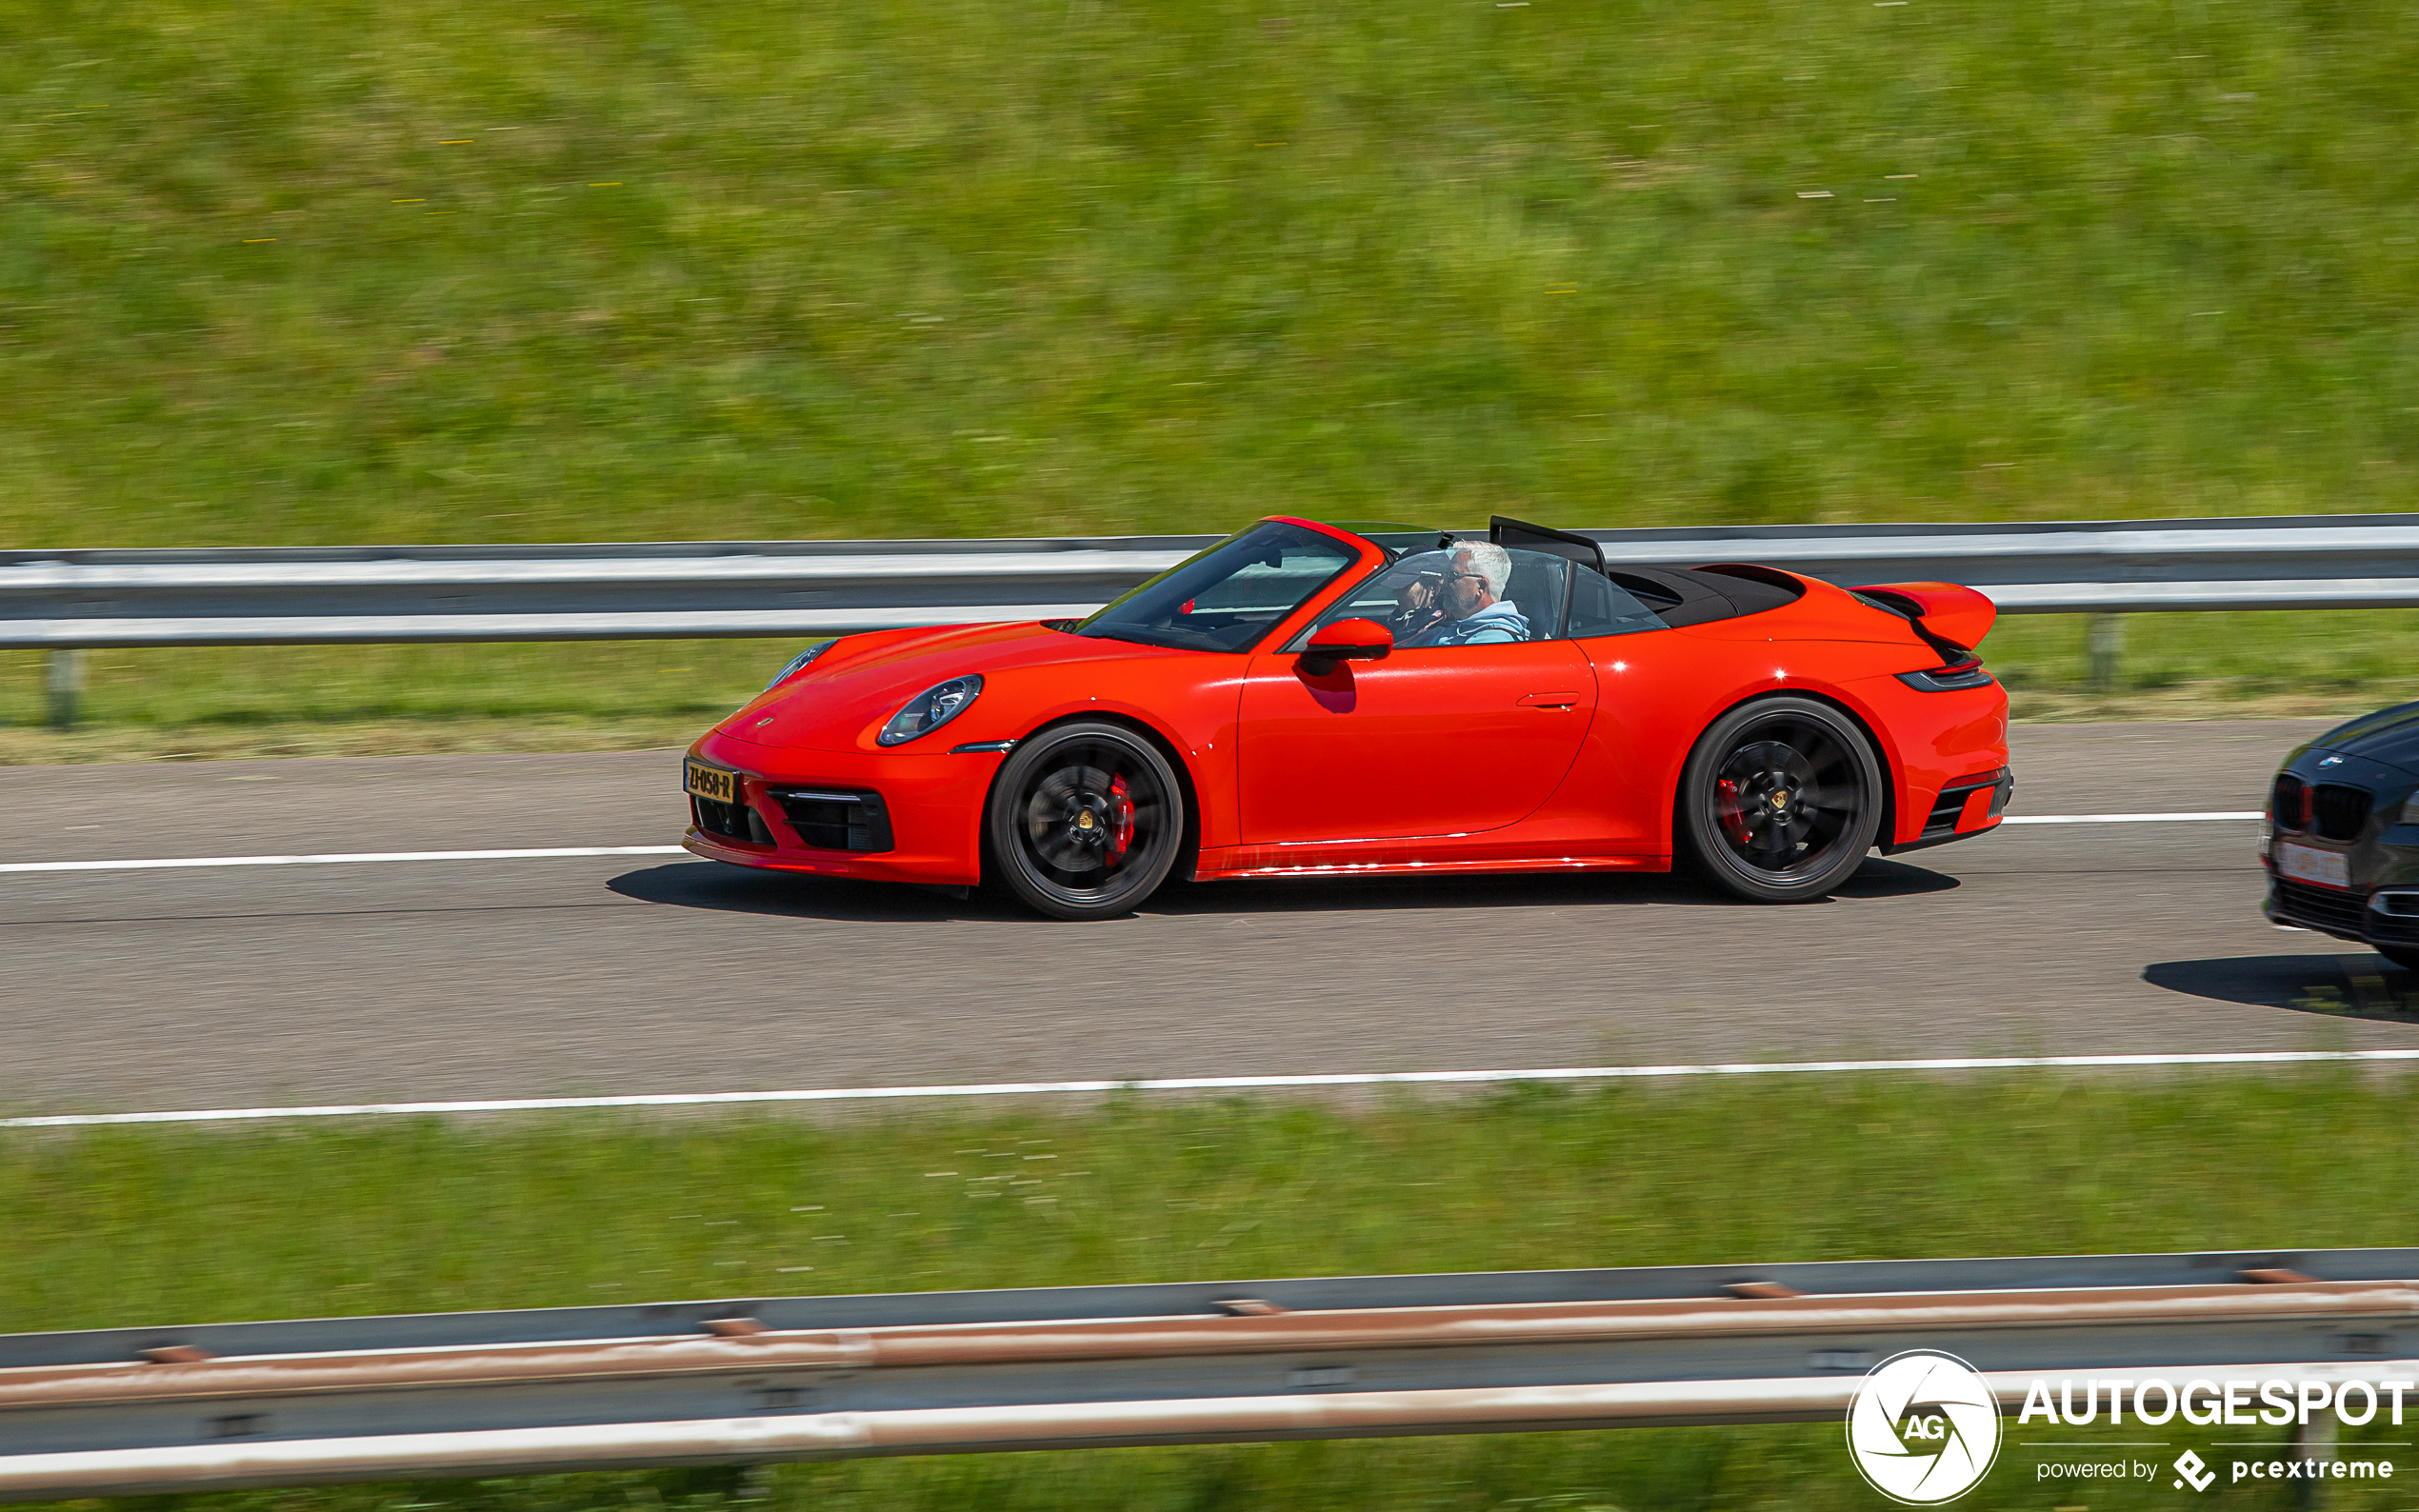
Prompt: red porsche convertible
<box><xmin>684</xmin><ymin>516</ymin><xmax>2010</xmax><ymax>919</ymax></box>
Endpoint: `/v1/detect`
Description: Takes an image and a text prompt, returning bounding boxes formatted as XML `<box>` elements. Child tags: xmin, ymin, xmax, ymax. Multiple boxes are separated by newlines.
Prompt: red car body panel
<box><xmin>1235</xmin><ymin>639</ymin><xmax>1597</xmax><ymax>844</ymax></box>
<box><xmin>682</xmin><ymin>518</ymin><xmax>2009</xmax><ymax>888</ymax></box>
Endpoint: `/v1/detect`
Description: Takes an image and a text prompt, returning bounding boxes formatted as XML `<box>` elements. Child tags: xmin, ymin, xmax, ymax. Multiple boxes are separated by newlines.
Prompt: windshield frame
<box><xmin>1071</xmin><ymin>517</ymin><xmax>1379</xmax><ymax>655</ymax></box>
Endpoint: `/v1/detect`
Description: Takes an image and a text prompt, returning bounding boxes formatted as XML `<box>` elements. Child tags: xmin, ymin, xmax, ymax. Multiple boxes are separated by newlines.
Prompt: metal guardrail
<box><xmin>10</xmin><ymin>511</ymin><xmax>2408</xmax><ymax>725</ymax></box>
<box><xmin>2</xmin><ymin>1249</ymin><xmax>2413</xmax><ymax>1499</ymax></box>
<box><xmin>3</xmin><ymin>512</ymin><xmax>2411</xmax><ymax>651</ymax></box>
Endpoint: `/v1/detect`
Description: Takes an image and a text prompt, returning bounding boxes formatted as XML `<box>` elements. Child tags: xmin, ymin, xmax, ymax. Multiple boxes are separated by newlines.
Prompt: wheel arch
<box><xmin>1669</xmin><ymin>685</ymin><xmax>1902</xmax><ymax>859</ymax></box>
<box><xmin>976</xmin><ymin>710</ymin><xmax>1206</xmax><ymax>888</ymax></box>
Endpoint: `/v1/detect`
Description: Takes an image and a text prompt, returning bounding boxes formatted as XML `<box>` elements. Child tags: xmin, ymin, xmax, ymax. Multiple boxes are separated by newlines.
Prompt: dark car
<box><xmin>2263</xmin><ymin>701</ymin><xmax>2419</xmax><ymax>968</ymax></box>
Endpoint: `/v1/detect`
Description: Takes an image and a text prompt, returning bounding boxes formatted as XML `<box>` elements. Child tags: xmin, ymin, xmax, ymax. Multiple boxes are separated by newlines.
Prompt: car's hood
<box><xmin>2305</xmin><ymin>701</ymin><xmax>2419</xmax><ymax>782</ymax></box>
<box><xmin>714</xmin><ymin>620</ymin><xmax>1185</xmax><ymax>752</ymax></box>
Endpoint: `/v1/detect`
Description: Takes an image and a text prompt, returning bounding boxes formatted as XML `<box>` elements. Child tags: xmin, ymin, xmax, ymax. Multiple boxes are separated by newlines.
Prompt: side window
<box><xmin>1295</xmin><ymin>544</ymin><xmax>1574</xmax><ymax>648</ymax></box>
<box><xmin>1567</xmin><ymin>567</ymin><xmax>1668</xmax><ymax>639</ymax></box>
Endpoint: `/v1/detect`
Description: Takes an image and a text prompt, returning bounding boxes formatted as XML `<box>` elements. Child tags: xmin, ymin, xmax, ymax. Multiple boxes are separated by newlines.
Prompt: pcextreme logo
<box><xmin>2172</xmin><ymin>1450</ymin><xmax>2217</xmax><ymax>1492</ymax></box>
<box><xmin>1847</xmin><ymin>1350</ymin><xmax>2004</xmax><ymax>1504</ymax></box>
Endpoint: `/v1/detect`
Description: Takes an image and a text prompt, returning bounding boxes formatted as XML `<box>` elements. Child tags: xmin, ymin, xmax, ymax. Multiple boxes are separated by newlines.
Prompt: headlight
<box><xmin>878</xmin><ymin>675</ymin><xmax>983</xmax><ymax>746</ymax></box>
<box><xmin>763</xmin><ymin>639</ymin><xmax>840</xmax><ymax>692</ymax></box>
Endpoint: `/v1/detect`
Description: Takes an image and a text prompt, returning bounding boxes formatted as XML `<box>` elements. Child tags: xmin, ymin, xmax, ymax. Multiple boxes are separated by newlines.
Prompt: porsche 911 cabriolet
<box><xmin>684</xmin><ymin>515</ymin><xmax>2011</xmax><ymax>918</ymax></box>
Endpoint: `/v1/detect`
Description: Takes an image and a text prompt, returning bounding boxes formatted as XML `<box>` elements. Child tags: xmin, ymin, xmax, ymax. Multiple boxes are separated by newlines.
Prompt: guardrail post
<box><xmin>2087</xmin><ymin>614</ymin><xmax>2125</xmax><ymax>690</ymax></box>
<box><xmin>45</xmin><ymin>649</ymin><xmax>83</xmax><ymax>729</ymax></box>
<box><xmin>2290</xmin><ymin>1413</ymin><xmax>2337</xmax><ymax>1509</ymax></box>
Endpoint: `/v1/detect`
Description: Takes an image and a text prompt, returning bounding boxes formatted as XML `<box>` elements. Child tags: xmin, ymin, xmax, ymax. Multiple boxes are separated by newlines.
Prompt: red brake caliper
<box><xmin>1105</xmin><ymin>775</ymin><xmax>1136</xmax><ymax>865</ymax></box>
<box><xmin>1715</xmin><ymin>777</ymin><xmax>1751</xmax><ymax>846</ymax></box>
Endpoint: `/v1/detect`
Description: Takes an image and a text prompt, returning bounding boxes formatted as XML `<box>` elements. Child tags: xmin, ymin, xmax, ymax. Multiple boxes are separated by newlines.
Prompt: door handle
<box><xmin>1517</xmin><ymin>691</ymin><xmax>1581</xmax><ymax>708</ymax></box>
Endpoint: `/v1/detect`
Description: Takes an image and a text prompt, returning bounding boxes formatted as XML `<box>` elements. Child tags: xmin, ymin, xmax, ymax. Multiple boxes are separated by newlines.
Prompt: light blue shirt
<box><xmin>1405</xmin><ymin>600</ymin><xmax>1529</xmax><ymax>647</ymax></box>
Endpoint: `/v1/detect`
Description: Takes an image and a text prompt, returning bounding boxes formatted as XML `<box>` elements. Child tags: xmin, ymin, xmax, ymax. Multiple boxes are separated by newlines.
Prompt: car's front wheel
<box><xmin>986</xmin><ymin>721</ymin><xmax>1186</xmax><ymax>920</ymax></box>
<box><xmin>2378</xmin><ymin>945</ymin><xmax>2419</xmax><ymax>974</ymax></box>
<box><xmin>1678</xmin><ymin>696</ymin><xmax>1884</xmax><ymax>903</ymax></box>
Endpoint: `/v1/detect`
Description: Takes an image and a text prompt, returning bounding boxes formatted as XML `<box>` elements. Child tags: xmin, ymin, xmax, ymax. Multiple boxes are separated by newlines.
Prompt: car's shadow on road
<box><xmin>2144</xmin><ymin>953</ymin><xmax>2419</xmax><ymax>1023</ymax></box>
<box><xmin>607</xmin><ymin>854</ymin><xmax>1957</xmax><ymax>924</ymax></box>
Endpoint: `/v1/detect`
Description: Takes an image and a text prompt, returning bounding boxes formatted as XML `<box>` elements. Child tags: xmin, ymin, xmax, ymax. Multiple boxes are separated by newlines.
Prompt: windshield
<box><xmin>1075</xmin><ymin>521</ymin><xmax>1361</xmax><ymax>652</ymax></box>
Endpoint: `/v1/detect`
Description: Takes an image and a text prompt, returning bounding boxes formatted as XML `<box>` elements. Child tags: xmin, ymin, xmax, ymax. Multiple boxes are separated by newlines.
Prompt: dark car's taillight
<box><xmin>2270</xmin><ymin>773</ymin><xmax>2308</xmax><ymax>832</ymax></box>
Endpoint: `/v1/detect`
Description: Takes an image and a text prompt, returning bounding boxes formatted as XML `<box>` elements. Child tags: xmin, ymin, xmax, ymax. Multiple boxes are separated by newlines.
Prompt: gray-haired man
<box><xmin>1402</xmin><ymin>540</ymin><xmax>1531</xmax><ymax>647</ymax></box>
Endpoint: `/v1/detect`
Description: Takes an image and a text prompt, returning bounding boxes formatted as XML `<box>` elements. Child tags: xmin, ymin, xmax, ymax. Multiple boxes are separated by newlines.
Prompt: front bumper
<box><xmin>2264</xmin><ymin>868</ymin><xmax>2419</xmax><ymax>952</ymax></box>
<box><xmin>679</xmin><ymin>730</ymin><xmax>1000</xmax><ymax>886</ymax></box>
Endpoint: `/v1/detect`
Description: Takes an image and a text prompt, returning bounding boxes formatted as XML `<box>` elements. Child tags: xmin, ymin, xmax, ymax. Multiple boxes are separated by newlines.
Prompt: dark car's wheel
<box><xmin>1678</xmin><ymin>696</ymin><xmax>1885</xmax><ymax>904</ymax></box>
<box><xmin>2379</xmin><ymin>945</ymin><xmax>2419</xmax><ymax>973</ymax></box>
<box><xmin>987</xmin><ymin>722</ymin><xmax>1186</xmax><ymax>921</ymax></box>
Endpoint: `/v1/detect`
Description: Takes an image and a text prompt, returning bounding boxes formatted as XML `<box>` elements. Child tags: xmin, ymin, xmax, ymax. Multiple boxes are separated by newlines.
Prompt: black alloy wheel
<box><xmin>1678</xmin><ymin>696</ymin><xmax>1884</xmax><ymax>903</ymax></box>
<box><xmin>986</xmin><ymin>721</ymin><xmax>1187</xmax><ymax>920</ymax></box>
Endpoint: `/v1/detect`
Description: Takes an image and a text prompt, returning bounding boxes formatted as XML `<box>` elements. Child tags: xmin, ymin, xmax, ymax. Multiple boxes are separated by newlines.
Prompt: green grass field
<box><xmin>5</xmin><ymin>0</ymin><xmax>2419</xmax><ymax>550</ymax></box>
<box><xmin>10</xmin><ymin>1070</ymin><xmax>2419</xmax><ymax>1509</ymax></box>
<box><xmin>6</xmin><ymin>0</ymin><xmax>2419</xmax><ymax>752</ymax></box>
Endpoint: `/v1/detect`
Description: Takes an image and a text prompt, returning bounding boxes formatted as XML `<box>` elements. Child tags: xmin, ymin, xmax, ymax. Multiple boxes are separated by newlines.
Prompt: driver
<box><xmin>1402</xmin><ymin>541</ymin><xmax>1529</xmax><ymax>646</ymax></box>
<box><xmin>1389</xmin><ymin>567</ymin><xmax>1446</xmax><ymax>641</ymax></box>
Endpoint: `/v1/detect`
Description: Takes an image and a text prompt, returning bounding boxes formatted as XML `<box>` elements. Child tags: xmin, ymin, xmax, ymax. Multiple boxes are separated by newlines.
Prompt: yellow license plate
<box><xmin>684</xmin><ymin>761</ymin><xmax>739</xmax><ymax>805</ymax></box>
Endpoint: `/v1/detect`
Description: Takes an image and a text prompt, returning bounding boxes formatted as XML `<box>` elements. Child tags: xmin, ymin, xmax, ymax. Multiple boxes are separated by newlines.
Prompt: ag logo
<box><xmin>1846</xmin><ymin>1349</ymin><xmax>2003</xmax><ymax>1504</ymax></box>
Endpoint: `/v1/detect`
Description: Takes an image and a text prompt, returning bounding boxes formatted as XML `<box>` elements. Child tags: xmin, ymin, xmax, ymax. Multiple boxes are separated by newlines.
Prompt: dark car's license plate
<box><xmin>2276</xmin><ymin>839</ymin><xmax>2350</xmax><ymax>888</ymax></box>
<box><xmin>684</xmin><ymin>761</ymin><xmax>739</xmax><ymax>805</ymax></box>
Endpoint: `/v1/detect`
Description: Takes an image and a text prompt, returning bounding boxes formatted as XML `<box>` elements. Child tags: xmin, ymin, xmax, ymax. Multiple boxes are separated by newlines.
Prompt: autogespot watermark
<box><xmin>1848</xmin><ymin>1351</ymin><xmax>2004</xmax><ymax>1503</ymax></box>
<box><xmin>1847</xmin><ymin>1357</ymin><xmax>2411</xmax><ymax>1503</ymax></box>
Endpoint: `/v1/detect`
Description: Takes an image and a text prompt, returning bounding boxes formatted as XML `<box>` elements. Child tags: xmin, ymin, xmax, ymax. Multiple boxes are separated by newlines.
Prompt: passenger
<box><xmin>1402</xmin><ymin>541</ymin><xmax>1529</xmax><ymax>646</ymax></box>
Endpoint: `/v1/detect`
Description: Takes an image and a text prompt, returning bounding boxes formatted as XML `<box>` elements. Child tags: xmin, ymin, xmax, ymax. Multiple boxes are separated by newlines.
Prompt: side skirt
<box><xmin>1190</xmin><ymin>853</ymin><xmax>1669</xmax><ymax>883</ymax></box>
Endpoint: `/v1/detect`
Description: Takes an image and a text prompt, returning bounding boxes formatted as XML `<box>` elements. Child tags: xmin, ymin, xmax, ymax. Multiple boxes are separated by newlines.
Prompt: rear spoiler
<box><xmin>1852</xmin><ymin>581</ymin><xmax>1997</xmax><ymax>664</ymax></box>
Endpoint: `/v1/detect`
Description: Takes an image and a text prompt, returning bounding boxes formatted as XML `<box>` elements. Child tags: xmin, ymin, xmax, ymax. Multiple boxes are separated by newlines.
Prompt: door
<box><xmin>1235</xmin><ymin>544</ymin><xmax>1596</xmax><ymax>845</ymax></box>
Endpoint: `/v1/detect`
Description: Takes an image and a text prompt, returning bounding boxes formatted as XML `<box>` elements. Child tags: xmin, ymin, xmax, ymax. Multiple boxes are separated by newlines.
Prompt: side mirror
<box><xmin>1301</xmin><ymin>618</ymin><xmax>1392</xmax><ymax>675</ymax></box>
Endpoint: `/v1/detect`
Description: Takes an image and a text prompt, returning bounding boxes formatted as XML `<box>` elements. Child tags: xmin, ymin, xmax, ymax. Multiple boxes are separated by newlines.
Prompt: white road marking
<box><xmin>0</xmin><ymin>813</ymin><xmax>2265</xmax><ymax>875</ymax></box>
<box><xmin>10</xmin><ymin>1049</ymin><xmax>2416</xmax><ymax>1128</ymax></box>
<box><xmin>2001</xmin><ymin>811</ymin><xmax>2264</xmax><ymax>825</ymax></box>
<box><xmin>0</xmin><ymin>846</ymin><xmax>687</xmax><ymax>874</ymax></box>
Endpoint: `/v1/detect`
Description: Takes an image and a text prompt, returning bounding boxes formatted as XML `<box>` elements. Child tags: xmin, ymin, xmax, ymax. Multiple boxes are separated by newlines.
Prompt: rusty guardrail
<box><xmin>3</xmin><ymin>1250</ymin><xmax>2416</xmax><ymax>1499</ymax></box>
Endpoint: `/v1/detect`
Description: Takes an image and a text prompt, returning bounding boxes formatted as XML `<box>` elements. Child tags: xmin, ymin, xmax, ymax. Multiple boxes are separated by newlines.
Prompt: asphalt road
<box><xmin>4</xmin><ymin>718</ymin><xmax>2412</xmax><ymax>1117</ymax></box>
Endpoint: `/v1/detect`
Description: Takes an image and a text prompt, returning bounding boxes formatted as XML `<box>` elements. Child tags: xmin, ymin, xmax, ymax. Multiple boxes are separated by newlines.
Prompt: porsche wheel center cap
<box><xmin>1075</xmin><ymin>810</ymin><xmax>1095</xmax><ymax>831</ymax></box>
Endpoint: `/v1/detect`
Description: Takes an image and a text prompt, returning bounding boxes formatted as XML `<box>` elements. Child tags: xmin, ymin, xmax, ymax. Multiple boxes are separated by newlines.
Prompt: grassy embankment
<box><xmin>10</xmin><ymin>1070</ymin><xmax>2419</xmax><ymax>1510</ymax></box>
<box><xmin>4</xmin><ymin>0</ymin><xmax>2419</xmax><ymax>752</ymax></box>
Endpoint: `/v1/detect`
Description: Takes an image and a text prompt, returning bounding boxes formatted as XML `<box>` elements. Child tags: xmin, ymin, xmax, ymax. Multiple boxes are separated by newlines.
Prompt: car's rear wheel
<box><xmin>1678</xmin><ymin>696</ymin><xmax>1884</xmax><ymax>903</ymax></box>
<box><xmin>987</xmin><ymin>722</ymin><xmax>1186</xmax><ymax>920</ymax></box>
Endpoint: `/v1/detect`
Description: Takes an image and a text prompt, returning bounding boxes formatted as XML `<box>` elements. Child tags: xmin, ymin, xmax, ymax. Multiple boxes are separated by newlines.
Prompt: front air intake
<box><xmin>2270</xmin><ymin>877</ymin><xmax>2370</xmax><ymax>936</ymax></box>
<box><xmin>692</xmin><ymin>795</ymin><xmax>770</xmax><ymax>845</ymax></box>
<box><xmin>770</xmin><ymin>788</ymin><xmax>895</xmax><ymax>853</ymax></box>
